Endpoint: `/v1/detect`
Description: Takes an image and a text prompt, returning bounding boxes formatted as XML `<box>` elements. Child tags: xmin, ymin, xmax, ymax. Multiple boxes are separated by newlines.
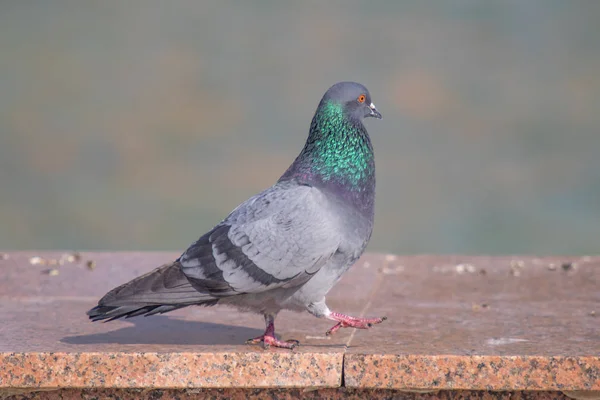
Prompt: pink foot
<box><xmin>246</xmin><ymin>334</ymin><xmax>299</xmax><ymax>349</ymax></box>
<box><xmin>245</xmin><ymin>320</ymin><xmax>299</xmax><ymax>349</ymax></box>
<box><xmin>326</xmin><ymin>312</ymin><xmax>387</xmax><ymax>336</ymax></box>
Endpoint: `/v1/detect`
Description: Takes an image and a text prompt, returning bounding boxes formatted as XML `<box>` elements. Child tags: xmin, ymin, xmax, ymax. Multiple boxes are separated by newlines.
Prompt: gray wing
<box><xmin>178</xmin><ymin>183</ymin><xmax>341</xmax><ymax>296</ymax></box>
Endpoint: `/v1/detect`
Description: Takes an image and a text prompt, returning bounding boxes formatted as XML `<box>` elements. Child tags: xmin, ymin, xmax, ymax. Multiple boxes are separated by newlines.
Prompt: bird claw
<box><xmin>246</xmin><ymin>335</ymin><xmax>300</xmax><ymax>350</ymax></box>
<box><xmin>325</xmin><ymin>323</ymin><xmax>342</xmax><ymax>336</ymax></box>
<box><xmin>325</xmin><ymin>313</ymin><xmax>387</xmax><ymax>336</ymax></box>
<box><xmin>245</xmin><ymin>337</ymin><xmax>263</xmax><ymax>345</ymax></box>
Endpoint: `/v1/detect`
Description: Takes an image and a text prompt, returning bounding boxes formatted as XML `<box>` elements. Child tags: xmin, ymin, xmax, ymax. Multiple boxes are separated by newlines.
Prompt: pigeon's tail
<box><xmin>87</xmin><ymin>261</ymin><xmax>217</xmax><ymax>322</ymax></box>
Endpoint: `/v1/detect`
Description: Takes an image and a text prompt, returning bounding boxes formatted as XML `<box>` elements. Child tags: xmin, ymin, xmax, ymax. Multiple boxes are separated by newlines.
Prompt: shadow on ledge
<box><xmin>61</xmin><ymin>316</ymin><xmax>264</xmax><ymax>346</ymax></box>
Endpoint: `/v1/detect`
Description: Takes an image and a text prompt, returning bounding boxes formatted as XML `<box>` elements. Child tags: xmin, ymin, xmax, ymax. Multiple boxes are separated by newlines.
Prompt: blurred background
<box><xmin>1</xmin><ymin>1</ymin><xmax>599</xmax><ymax>255</ymax></box>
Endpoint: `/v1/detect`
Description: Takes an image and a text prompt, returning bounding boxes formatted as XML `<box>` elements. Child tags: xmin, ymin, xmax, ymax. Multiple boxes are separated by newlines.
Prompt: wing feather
<box><xmin>179</xmin><ymin>183</ymin><xmax>340</xmax><ymax>296</ymax></box>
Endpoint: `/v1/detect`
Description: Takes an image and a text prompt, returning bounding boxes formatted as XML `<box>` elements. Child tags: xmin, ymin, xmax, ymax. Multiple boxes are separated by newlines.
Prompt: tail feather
<box><xmin>87</xmin><ymin>261</ymin><xmax>218</xmax><ymax>322</ymax></box>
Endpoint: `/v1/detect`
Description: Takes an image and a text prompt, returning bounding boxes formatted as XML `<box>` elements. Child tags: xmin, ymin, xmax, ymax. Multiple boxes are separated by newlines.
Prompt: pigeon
<box><xmin>88</xmin><ymin>81</ymin><xmax>385</xmax><ymax>349</ymax></box>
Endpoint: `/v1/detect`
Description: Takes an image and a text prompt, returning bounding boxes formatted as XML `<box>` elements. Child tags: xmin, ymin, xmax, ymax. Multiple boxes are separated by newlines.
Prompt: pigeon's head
<box><xmin>321</xmin><ymin>81</ymin><xmax>382</xmax><ymax>121</ymax></box>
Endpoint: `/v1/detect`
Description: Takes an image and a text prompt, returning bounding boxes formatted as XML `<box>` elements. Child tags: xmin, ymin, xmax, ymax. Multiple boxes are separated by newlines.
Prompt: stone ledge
<box><xmin>0</xmin><ymin>352</ymin><xmax>342</xmax><ymax>389</ymax></box>
<box><xmin>0</xmin><ymin>252</ymin><xmax>598</xmax><ymax>394</ymax></box>
<box><xmin>344</xmin><ymin>355</ymin><xmax>600</xmax><ymax>391</ymax></box>
<box><xmin>2</xmin><ymin>388</ymin><xmax>595</xmax><ymax>400</ymax></box>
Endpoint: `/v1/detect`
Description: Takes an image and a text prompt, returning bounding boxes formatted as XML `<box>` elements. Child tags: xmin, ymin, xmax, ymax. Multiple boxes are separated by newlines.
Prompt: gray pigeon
<box><xmin>88</xmin><ymin>82</ymin><xmax>385</xmax><ymax>349</ymax></box>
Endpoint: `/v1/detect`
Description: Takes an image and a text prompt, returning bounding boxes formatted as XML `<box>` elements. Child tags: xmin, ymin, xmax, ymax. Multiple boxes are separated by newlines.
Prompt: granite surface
<box><xmin>0</xmin><ymin>252</ymin><xmax>598</xmax><ymax>393</ymax></box>
<box><xmin>0</xmin><ymin>388</ymin><xmax>591</xmax><ymax>400</ymax></box>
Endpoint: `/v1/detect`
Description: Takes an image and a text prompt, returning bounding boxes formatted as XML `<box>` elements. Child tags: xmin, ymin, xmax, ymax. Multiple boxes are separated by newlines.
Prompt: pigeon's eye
<box><xmin>357</xmin><ymin>94</ymin><xmax>366</xmax><ymax>103</ymax></box>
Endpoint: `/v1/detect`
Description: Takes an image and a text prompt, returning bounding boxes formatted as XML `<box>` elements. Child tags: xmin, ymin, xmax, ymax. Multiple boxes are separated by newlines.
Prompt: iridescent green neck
<box><xmin>281</xmin><ymin>101</ymin><xmax>375</xmax><ymax>191</ymax></box>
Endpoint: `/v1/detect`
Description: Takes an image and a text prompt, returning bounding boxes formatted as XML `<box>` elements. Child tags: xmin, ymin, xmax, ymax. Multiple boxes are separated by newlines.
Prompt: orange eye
<box><xmin>357</xmin><ymin>94</ymin><xmax>366</xmax><ymax>103</ymax></box>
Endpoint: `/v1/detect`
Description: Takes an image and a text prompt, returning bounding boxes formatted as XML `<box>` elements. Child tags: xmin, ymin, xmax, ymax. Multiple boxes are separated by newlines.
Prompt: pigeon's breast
<box><xmin>321</xmin><ymin>188</ymin><xmax>374</xmax><ymax>260</ymax></box>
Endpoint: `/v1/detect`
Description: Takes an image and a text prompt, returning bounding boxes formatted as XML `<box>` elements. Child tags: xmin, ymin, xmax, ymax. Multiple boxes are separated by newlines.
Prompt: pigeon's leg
<box><xmin>325</xmin><ymin>312</ymin><xmax>387</xmax><ymax>336</ymax></box>
<box><xmin>307</xmin><ymin>300</ymin><xmax>386</xmax><ymax>336</ymax></box>
<box><xmin>245</xmin><ymin>314</ymin><xmax>300</xmax><ymax>349</ymax></box>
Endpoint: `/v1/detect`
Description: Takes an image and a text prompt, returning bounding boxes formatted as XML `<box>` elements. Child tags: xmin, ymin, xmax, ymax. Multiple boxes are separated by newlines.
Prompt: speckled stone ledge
<box><xmin>0</xmin><ymin>252</ymin><xmax>598</xmax><ymax>394</ymax></box>
<box><xmin>1</xmin><ymin>388</ymin><xmax>591</xmax><ymax>400</ymax></box>
<box><xmin>0</xmin><ymin>352</ymin><xmax>341</xmax><ymax>389</ymax></box>
<box><xmin>344</xmin><ymin>355</ymin><xmax>600</xmax><ymax>391</ymax></box>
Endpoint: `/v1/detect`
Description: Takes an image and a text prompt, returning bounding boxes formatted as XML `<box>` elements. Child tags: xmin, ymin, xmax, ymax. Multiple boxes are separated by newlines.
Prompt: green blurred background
<box><xmin>1</xmin><ymin>1</ymin><xmax>599</xmax><ymax>254</ymax></box>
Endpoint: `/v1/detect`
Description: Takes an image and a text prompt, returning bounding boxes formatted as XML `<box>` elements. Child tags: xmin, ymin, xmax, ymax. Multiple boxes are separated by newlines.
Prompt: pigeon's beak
<box><xmin>368</xmin><ymin>103</ymin><xmax>382</xmax><ymax>119</ymax></box>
